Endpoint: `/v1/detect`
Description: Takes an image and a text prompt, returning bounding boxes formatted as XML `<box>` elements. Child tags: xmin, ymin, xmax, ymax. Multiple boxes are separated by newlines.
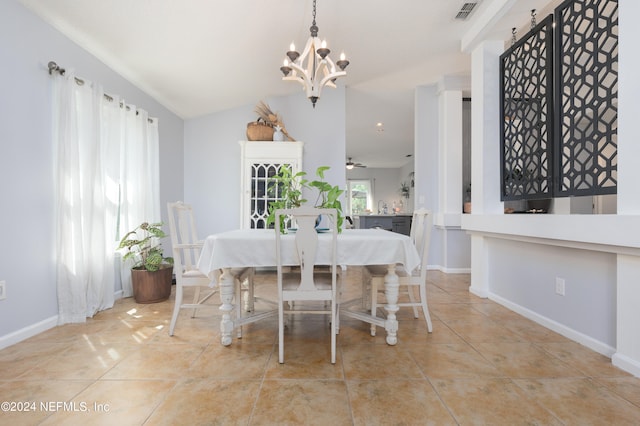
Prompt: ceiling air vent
<box><xmin>455</xmin><ymin>2</ymin><xmax>481</xmax><ymax>20</ymax></box>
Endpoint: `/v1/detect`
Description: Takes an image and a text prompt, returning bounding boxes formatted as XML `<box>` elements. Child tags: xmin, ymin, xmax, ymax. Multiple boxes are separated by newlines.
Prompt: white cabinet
<box><xmin>239</xmin><ymin>141</ymin><xmax>304</xmax><ymax>229</ymax></box>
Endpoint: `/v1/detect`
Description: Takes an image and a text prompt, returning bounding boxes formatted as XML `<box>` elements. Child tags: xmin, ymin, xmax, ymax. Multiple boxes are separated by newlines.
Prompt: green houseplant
<box><xmin>266</xmin><ymin>166</ymin><xmax>344</xmax><ymax>232</ymax></box>
<box><xmin>399</xmin><ymin>181</ymin><xmax>410</xmax><ymax>199</ymax></box>
<box><xmin>118</xmin><ymin>222</ymin><xmax>174</xmax><ymax>303</ymax></box>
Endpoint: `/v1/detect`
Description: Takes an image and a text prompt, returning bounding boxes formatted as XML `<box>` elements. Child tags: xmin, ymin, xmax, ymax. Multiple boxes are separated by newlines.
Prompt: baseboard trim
<box><xmin>0</xmin><ymin>315</ymin><xmax>58</xmax><ymax>350</ymax></box>
<box><xmin>427</xmin><ymin>265</ymin><xmax>471</xmax><ymax>274</ymax></box>
<box><xmin>612</xmin><ymin>353</ymin><xmax>640</xmax><ymax>378</ymax></box>
<box><xmin>489</xmin><ymin>292</ymin><xmax>616</xmax><ymax>358</ymax></box>
<box><xmin>0</xmin><ymin>291</ymin><xmax>126</xmax><ymax>351</ymax></box>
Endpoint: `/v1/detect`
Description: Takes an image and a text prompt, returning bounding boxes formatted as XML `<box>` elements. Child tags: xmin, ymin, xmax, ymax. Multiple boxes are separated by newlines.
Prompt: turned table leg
<box><xmin>218</xmin><ymin>268</ymin><xmax>235</xmax><ymax>346</ymax></box>
<box><xmin>383</xmin><ymin>264</ymin><xmax>400</xmax><ymax>345</ymax></box>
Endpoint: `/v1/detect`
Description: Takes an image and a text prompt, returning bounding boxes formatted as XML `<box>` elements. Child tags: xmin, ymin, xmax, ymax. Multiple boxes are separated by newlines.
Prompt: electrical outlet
<box><xmin>0</xmin><ymin>280</ymin><xmax>6</xmax><ymax>300</ymax></box>
<box><xmin>555</xmin><ymin>277</ymin><xmax>565</xmax><ymax>296</ymax></box>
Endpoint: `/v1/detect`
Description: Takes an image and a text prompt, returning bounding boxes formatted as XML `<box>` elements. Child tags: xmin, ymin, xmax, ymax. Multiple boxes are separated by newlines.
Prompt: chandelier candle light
<box><xmin>280</xmin><ymin>0</ymin><xmax>350</xmax><ymax>108</ymax></box>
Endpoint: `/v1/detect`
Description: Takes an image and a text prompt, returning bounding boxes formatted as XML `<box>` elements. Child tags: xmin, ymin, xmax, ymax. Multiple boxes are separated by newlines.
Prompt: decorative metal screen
<box><xmin>500</xmin><ymin>15</ymin><xmax>554</xmax><ymax>201</ymax></box>
<box><xmin>249</xmin><ymin>163</ymin><xmax>291</xmax><ymax>229</ymax></box>
<box><xmin>554</xmin><ymin>0</ymin><xmax>618</xmax><ymax>196</ymax></box>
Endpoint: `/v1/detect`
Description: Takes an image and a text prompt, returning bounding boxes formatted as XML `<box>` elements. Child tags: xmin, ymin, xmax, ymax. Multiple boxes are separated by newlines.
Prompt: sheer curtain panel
<box><xmin>52</xmin><ymin>71</ymin><xmax>160</xmax><ymax>324</ymax></box>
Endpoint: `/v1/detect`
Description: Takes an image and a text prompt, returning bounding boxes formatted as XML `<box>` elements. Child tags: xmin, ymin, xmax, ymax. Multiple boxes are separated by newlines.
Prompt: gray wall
<box><xmin>488</xmin><ymin>239</ymin><xmax>617</xmax><ymax>347</ymax></box>
<box><xmin>0</xmin><ymin>0</ymin><xmax>184</xmax><ymax>341</ymax></box>
<box><xmin>184</xmin><ymin>88</ymin><xmax>346</xmax><ymax>237</ymax></box>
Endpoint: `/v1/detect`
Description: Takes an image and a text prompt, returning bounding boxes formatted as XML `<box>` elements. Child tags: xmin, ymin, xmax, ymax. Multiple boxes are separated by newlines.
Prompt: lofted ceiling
<box><xmin>19</xmin><ymin>0</ymin><xmax>560</xmax><ymax>168</ymax></box>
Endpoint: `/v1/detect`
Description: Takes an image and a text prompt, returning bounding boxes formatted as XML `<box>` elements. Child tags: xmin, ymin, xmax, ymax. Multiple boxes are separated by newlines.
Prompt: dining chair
<box><xmin>364</xmin><ymin>208</ymin><xmax>433</xmax><ymax>336</ymax></box>
<box><xmin>275</xmin><ymin>206</ymin><xmax>339</xmax><ymax>364</ymax></box>
<box><xmin>167</xmin><ymin>201</ymin><xmax>254</xmax><ymax>336</ymax></box>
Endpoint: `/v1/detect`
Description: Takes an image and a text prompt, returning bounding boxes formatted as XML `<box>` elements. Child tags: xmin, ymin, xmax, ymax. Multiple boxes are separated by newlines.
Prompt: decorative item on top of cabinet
<box><xmin>246</xmin><ymin>118</ymin><xmax>274</xmax><ymax>141</ymax></box>
<box><xmin>246</xmin><ymin>101</ymin><xmax>295</xmax><ymax>141</ymax></box>
<box><xmin>273</xmin><ymin>125</ymin><xmax>285</xmax><ymax>142</ymax></box>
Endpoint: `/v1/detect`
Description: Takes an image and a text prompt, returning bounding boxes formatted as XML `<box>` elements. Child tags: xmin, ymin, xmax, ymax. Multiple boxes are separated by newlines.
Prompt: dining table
<box><xmin>197</xmin><ymin>228</ymin><xmax>421</xmax><ymax>346</ymax></box>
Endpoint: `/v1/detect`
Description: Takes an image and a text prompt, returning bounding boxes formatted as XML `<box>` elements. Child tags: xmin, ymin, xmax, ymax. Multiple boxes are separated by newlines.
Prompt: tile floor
<box><xmin>1</xmin><ymin>268</ymin><xmax>640</xmax><ymax>425</ymax></box>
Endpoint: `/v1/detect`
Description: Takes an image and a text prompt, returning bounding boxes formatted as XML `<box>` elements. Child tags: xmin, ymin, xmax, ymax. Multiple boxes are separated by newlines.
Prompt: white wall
<box><xmin>184</xmin><ymin>87</ymin><xmax>346</xmax><ymax>237</ymax></box>
<box><xmin>0</xmin><ymin>1</ymin><xmax>184</xmax><ymax>343</ymax></box>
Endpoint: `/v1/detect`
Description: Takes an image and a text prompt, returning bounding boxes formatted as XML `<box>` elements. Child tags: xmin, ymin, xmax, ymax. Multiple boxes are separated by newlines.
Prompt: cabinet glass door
<box><xmin>249</xmin><ymin>163</ymin><xmax>291</xmax><ymax>228</ymax></box>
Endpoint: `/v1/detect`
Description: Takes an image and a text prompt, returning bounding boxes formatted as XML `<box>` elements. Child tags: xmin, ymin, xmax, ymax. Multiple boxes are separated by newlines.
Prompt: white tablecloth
<box><xmin>197</xmin><ymin>228</ymin><xmax>420</xmax><ymax>277</ymax></box>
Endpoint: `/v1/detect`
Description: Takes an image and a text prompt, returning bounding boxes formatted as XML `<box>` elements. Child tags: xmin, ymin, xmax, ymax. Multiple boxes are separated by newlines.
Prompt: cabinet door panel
<box><xmin>239</xmin><ymin>141</ymin><xmax>304</xmax><ymax>229</ymax></box>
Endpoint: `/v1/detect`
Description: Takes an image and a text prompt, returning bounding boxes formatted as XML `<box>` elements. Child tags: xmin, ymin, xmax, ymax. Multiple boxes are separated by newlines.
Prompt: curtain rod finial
<box><xmin>48</xmin><ymin>61</ymin><xmax>65</xmax><ymax>75</ymax></box>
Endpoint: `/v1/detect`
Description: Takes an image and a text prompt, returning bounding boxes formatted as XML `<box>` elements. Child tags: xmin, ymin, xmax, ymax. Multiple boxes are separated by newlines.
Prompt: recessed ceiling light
<box><xmin>376</xmin><ymin>122</ymin><xmax>384</xmax><ymax>132</ymax></box>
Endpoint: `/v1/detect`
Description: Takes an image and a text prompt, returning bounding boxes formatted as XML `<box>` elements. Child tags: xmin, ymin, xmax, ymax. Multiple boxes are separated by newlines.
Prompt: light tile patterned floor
<box><xmin>1</xmin><ymin>268</ymin><xmax>640</xmax><ymax>425</ymax></box>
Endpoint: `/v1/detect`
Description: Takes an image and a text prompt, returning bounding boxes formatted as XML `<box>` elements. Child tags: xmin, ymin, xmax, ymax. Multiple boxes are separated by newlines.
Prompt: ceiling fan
<box><xmin>346</xmin><ymin>157</ymin><xmax>366</xmax><ymax>169</ymax></box>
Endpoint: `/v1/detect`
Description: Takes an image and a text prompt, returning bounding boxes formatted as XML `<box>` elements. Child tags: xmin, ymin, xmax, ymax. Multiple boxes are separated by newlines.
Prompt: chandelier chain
<box><xmin>312</xmin><ymin>0</ymin><xmax>317</xmax><ymax>26</ymax></box>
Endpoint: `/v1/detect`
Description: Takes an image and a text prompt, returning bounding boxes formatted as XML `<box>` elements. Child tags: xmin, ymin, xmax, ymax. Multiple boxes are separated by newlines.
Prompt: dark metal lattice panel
<box><xmin>500</xmin><ymin>15</ymin><xmax>554</xmax><ymax>201</ymax></box>
<box><xmin>554</xmin><ymin>0</ymin><xmax>618</xmax><ymax>196</ymax></box>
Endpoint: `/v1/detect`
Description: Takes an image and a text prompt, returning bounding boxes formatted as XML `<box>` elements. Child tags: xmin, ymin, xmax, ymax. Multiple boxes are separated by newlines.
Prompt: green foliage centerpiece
<box><xmin>266</xmin><ymin>166</ymin><xmax>344</xmax><ymax>233</ymax></box>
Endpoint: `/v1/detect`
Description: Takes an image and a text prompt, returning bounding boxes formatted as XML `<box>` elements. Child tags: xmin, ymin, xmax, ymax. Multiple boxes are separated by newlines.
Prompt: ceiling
<box><xmin>19</xmin><ymin>0</ymin><xmax>559</xmax><ymax>168</ymax></box>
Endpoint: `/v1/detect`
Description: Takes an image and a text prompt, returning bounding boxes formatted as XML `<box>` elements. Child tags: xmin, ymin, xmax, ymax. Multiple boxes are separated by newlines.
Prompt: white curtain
<box><xmin>53</xmin><ymin>71</ymin><xmax>160</xmax><ymax>324</ymax></box>
<box><xmin>117</xmin><ymin>104</ymin><xmax>161</xmax><ymax>297</ymax></box>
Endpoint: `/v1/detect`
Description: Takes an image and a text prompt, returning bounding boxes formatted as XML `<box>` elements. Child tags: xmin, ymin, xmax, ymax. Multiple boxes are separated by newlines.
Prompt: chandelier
<box><xmin>280</xmin><ymin>0</ymin><xmax>350</xmax><ymax>108</ymax></box>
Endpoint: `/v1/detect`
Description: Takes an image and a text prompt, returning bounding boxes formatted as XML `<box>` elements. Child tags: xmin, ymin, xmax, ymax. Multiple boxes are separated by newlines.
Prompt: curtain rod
<box><xmin>47</xmin><ymin>61</ymin><xmax>155</xmax><ymax>124</ymax></box>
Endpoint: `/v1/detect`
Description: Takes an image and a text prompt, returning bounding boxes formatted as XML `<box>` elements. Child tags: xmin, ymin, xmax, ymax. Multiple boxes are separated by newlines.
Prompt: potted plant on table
<box><xmin>266</xmin><ymin>166</ymin><xmax>344</xmax><ymax>232</ymax></box>
<box><xmin>118</xmin><ymin>222</ymin><xmax>174</xmax><ymax>303</ymax></box>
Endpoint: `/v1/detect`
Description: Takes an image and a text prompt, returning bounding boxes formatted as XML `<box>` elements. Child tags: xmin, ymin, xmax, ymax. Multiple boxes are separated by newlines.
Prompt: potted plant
<box><xmin>118</xmin><ymin>222</ymin><xmax>174</xmax><ymax>303</ymax></box>
<box><xmin>266</xmin><ymin>166</ymin><xmax>344</xmax><ymax>232</ymax></box>
<box><xmin>399</xmin><ymin>181</ymin><xmax>410</xmax><ymax>199</ymax></box>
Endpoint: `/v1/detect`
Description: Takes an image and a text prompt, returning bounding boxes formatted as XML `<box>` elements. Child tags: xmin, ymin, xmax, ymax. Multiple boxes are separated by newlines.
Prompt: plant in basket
<box><xmin>246</xmin><ymin>101</ymin><xmax>295</xmax><ymax>141</ymax></box>
<box><xmin>118</xmin><ymin>222</ymin><xmax>174</xmax><ymax>303</ymax></box>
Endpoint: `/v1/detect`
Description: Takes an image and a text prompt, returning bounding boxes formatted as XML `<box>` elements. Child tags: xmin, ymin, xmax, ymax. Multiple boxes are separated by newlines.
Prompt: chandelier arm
<box><xmin>286</xmin><ymin>63</ymin><xmax>314</xmax><ymax>88</ymax></box>
<box><xmin>297</xmin><ymin>37</ymin><xmax>317</xmax><ymax>66</ymax></box>
<box><xmin>314</xmin><ymin>60</ymin><xmax>343</xmax><ymax>88</ymax></box>
<box><xmin>319</xmin><ymin>72</ymin><xmax>345</xmax><ymax>88</ymax></box>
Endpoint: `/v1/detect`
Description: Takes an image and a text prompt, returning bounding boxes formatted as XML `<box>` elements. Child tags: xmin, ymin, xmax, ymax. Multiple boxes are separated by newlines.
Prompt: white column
<box><xmin>469</xmin><ymin>234</ymin><xmax>490</xmax><ymax>298</ymax></box>
<box><xmin>471</xmin><ymin>40</ymin><xmax>504</xmax><ymax>215</ymax></box>
<box><xmin>617</xmin><ymin>0</ymin><xmax>640</xmax><ymax>214</ymax></box>
<box><xmin>414</xmin><ymin>85</ymin><xmax>439</xmax><ymax>212</ymax></box>
<box><xmin>612</xmin><ymin>0</ymin><xmax>640</xmax><ymax>377</ymax></box>
<box><xmin>614</xmin><ymin>255</ymin><xmax>640</xmax><ymax>377</ymax></box>
<box><xmin>465</xmin><ymin>40</ymin><xmax>505</xmax><ymax>296</ymax></box>
<box><xmin>437</xmin><ymin>77</ymin><xmax>466</xmax><ymax>224</ymax></box>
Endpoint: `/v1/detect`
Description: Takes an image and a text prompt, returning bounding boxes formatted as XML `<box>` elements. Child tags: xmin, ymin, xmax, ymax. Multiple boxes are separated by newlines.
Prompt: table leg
<box><xmin>218</xmin><ymin>268</ymin><xmax>235</xmax><ymax>346</ymax></box>
<box><xmin>383</xmin><ymin>264</ymin><xmax>400</xmax><ymax>345</ymax></box>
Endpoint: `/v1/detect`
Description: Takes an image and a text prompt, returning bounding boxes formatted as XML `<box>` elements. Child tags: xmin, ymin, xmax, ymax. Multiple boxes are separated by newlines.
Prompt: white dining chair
<box><xmin>275</xmin><ymin>206</ymin><xmax>339</xmax><ymax>364</ymax></box>
<box><xmin>167</xmin><ymin>201</ymin><xmax>254</xmax><ymax>336</ymax></box>
<box><xmin>364</xmin><ymin>208</ymin><xmax>433</xmax><ymax>336</ymax></box>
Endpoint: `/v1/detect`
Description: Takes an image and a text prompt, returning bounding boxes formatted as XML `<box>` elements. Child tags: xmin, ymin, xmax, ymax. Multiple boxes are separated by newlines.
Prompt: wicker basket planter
<box><xmin>246</xmin><ymin>119</ymin><xmax>274</xmax><ymax>141</ymax></box>
<box><xmin>131</xmin><ymin>265</ymin><xmax>173</xmax><ymax>303</ymax></box>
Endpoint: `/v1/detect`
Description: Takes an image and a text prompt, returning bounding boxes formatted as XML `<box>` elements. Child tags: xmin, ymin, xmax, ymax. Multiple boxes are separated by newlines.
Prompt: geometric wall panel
<box><xmin>500</xmin><ymin>15</ymin><xmax>554</xmax><ymax>201</ymax></box>
<box><xmin>554</xmin><ymin>0</ymin><xmax>618</xmax><ymax>196</ymax></box>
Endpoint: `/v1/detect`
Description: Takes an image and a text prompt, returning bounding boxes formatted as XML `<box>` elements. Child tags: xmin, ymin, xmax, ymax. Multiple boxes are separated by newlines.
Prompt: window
<box><xmin>347</xmin><ymin>179</ymin><xmax>373</xmax><ymax>216</ymax></box>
